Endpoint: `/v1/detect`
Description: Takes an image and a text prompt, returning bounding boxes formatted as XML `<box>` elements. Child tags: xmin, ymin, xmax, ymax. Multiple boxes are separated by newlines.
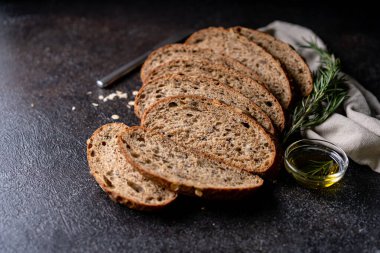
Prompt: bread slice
<box><xmin>231</xmin><ymin>26</ymin><xmax>313</xmax><ymax>96</ymax></box>
<box><xmin>86</xmin><ymin>123</ymin><xmax>176</xmax><ymax>211</ymax></box>
<box><xmin>140</xmin><ymin>43</ymin><xmax>259</xmax><ymax>83</ymax></box>
<box><xmin>144</xmin><ymin>59</ymin><xmax>285</xmax><ymax>131</ymax></box>
<box><xmin>118</xmin><ymin>126</ymin><xmax>264</xmax><ymax>199</ymax></box>
<box><xmin>135</xmin><ymin>74</ymin><xmax>275</xmax><ymax>135</ymax></box>
<box><xmin>141</xmin><ymin>96</ymin><xmax>277</xmax><ymax>174</ymax></box>
<box><xmin>185</xmin><ymin>27</ymin><xmax>292</xmax><ymax>109</ymax></box>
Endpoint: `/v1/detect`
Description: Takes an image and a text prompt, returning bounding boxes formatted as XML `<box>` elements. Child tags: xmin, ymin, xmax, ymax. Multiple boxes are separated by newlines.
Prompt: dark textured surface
<box><xmin>1</xmin><ymin>1</ymin><xmax>380</xmax><ymax>252</ymax></box>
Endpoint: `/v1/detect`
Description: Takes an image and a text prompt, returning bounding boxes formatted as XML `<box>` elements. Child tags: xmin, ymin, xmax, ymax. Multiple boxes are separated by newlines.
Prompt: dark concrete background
<box><xmin>0</xmin><ymin>1</ymin><xmax>379</xmax><ymax>252</ymax></box>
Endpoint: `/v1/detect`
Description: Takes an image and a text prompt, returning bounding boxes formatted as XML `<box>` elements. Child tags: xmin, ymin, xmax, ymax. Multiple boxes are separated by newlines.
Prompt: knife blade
<box><xmin>96</xmin><ymin>29</ymin><xmax>194</xmax><ymax>88</ymax></box>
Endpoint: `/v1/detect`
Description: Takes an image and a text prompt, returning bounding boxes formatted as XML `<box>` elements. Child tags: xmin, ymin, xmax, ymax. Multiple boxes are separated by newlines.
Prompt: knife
<box><xmin>96</xmin><ymin>29</ymin><xmax>194</xmax><ymax>88</ymax></box>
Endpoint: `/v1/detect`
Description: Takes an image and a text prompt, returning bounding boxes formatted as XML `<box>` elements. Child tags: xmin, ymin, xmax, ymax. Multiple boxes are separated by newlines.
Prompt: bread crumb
<box><xmin>100</xmin><ymin>91</ymin><xmax>128</xmax><ymax>102</ymax></box>
<box><xmin>195</xmin><ymin>189</ymin><xmax>203</xmax><ymax>197</ymax></box>
<box><xmin>31</xmin><ymin>103</ymin><xmax>34</xmax><ymax>107</ymax></box>
<box><xmin>170</xmin><ymin>183</ymin><xmax>179</xmax><ymax>191</ymax></box>
<box><xmin>128</xmin><ymin>101</ymin><xmax>135</xmax><ymax>106</ymax></box>
<box><xmin>115</xmin><ymin>91</ymin><xmax>128</xmax><ymax>99</ymax></box>
<box><xmin>111</xmin><ymin>114</ymin><xmax>120</xmax><ymax>120</ymax></box>
<box><xmin>132</xmin><ymin>90</ymin><xmax>138</xmax><ymax>96</ymax></box>
<box><xmin>72</xmin><ymin>106</ymin><xmax>76</xmax><ymax>111</ymax></box>
<box><xmin>127</xmin><ymin>105</ymin><xmax>131</xmax><ymax>109</ymax></box>
<box><xmin>103</xmin><ymin>93</ymin><xmax>117</xmax><ymax>102</ymax></box>
<box><xmin>92</xmin><ymin>103</ymin><xmax>99</xmax><ymax>107</ymax></box>
<box><xmin>86</xmin><ymin>91</ymin><xmax>92</xmax><ymax>95</ymax></box>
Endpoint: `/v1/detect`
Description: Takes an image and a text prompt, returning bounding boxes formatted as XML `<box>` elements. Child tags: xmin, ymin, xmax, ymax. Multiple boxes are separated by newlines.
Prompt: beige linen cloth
<box><xmin>261</xmin><ymin>21</ymin><xmax>380</xmax><ymax>173</ymax></box>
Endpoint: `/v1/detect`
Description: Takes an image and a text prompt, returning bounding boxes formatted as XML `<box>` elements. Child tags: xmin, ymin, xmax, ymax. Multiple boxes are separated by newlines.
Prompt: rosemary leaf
<box><xmin>307</xmin><ymin>160</ymin><xmax>339</xmax><ymax>176</ymax></box>
<box><xmin>283</xmin><ymin>42</ymin><xmax>348</xmax><ymax>143</ymax></box>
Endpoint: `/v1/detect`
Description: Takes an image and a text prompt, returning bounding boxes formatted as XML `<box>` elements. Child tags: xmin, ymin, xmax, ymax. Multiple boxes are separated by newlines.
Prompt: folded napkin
<box><xmin>261</xmin><ymin>21</ymin><xmax>380</xmax><ymax>173</ymax></box>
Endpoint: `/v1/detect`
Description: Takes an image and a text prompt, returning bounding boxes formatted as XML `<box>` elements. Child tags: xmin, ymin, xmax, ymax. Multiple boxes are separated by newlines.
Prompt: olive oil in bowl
<box><xmin>284</xmin><ymin>139</ymin><xmax>349</xmax><ymax>189</ymax></box>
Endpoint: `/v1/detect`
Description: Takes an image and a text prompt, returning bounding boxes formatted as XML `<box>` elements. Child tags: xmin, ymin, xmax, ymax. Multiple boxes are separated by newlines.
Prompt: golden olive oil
<box><xmin>289</xmin><ymin>150</ymin><xmax>339</xmax><ymax>175</ymax></box>
<box><xmin>286</xmin><ymin>147</ymin><xmax>345</xmax><ymax>189</ymax></box>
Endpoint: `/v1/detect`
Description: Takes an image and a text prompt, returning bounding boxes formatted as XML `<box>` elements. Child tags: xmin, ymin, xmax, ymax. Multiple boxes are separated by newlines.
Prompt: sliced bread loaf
<box><xmin>118</xmin><ymin>126</ymin><xmax>264</xmax><ymax>199</ymax></box>
<box><xmin>87</xmin><ymin>123</ymin><xmax>176</xmax><ymax>211</ymax></box>
<box><xmin>185</xmin><ymin>27</ymin><xmax>292</xmax><ymax>109</ymax></box>
<box><xmin>141</xmin><ymin>96</ymin><xmax>277</xmax><ymax>174</ymax></box>
<box><xmin>144</xmin><ymin>59</ymin><xmax>285</xmax><ymax>131</ymax></box>
<box><xmin>135</xmin><ymin>74</ymin><xmax>275</xmax><ymax>135</ymax></box>
<box><xmin>231</xmin><ymin>26</ymin><xmax>313</xmax><ymax>96</ymax></box>
<box><xmin>140</xmin><ymin>43</ymin><xmax>259</xmax><ymax>83</ymax></box>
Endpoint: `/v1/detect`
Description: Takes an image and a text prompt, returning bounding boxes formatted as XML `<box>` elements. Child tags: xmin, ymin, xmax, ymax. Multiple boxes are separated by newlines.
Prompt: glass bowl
<box><xmin>284</xmin><ymin>139</ymin><xmax>349</xmax><ymax>189</ymax></box>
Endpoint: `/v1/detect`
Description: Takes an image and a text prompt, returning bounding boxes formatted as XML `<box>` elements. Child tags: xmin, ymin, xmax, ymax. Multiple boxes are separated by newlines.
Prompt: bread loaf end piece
<box><xmin>87</xmin><ymin>123</ymin><xmax>177</xmax><ymax>211</ymax></box>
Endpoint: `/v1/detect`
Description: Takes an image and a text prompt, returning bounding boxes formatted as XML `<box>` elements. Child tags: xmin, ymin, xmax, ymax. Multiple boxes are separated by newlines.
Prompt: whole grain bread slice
<box><xmin>141</xmin><ymin>95</ymin><xmax>277</xmax><ymax>174</ymax></box>
<box><xmin>231</xmin><ymin>26</ymin><xmax>313</xmax><ymax>96</ymax></box>
<box><xmin>118</xmin><ymin>126</ymin><xmax>264</xmax><ymax>199</ymax></box>
<box><xmin>144</xmin><ymin>59</ymin><xmax>285</xmax><ymax>131</ymax></box>
<box><xmin>185</xmin><ymin>27</ymin><xmax>292</xmax><ymax>108</ymax></box>
<box><xmin>87</xmin><ymin>123</ymin><xmax>176</xmax><ymax>211</ymax></box>
<box><xmin>140</xmin><ymin>43</ymin><xmax>259</xmax><ymax>83</ymax></box>
<box><xmin>135</xmin><ymin>74</ymin><xmax>275</xmax><ymax>135</ymax></box>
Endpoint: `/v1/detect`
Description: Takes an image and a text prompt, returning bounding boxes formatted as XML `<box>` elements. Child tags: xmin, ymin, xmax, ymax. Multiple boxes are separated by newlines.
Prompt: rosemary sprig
<box><xmin>307</xmin><ymin>160</ymin><xmax>339</xmax><ymax>176</ymax></box>
<box><xmin>283</xmin><ymin>42</ymin><xmax>348</xmax><ymax>143</ymax></box>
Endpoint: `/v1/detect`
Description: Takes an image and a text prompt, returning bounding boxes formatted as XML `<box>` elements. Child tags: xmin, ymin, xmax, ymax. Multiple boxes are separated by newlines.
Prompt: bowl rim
<box><xmin>284</xmin><ymin>138</ymin><xmax>349</xmax><ymax>179</ymax></box>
